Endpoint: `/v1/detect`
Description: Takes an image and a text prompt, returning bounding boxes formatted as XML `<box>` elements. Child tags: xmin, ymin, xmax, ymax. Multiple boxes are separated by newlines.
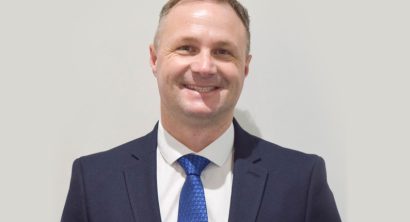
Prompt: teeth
<box><xmin>185</xmin><ymin>85</ymin><xmax>216</xmax><ymax>93</ymax></box>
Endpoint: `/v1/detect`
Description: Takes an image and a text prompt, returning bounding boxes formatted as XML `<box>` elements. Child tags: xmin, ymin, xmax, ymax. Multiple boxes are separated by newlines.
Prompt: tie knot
<box><xmin>178</xmin><ymin>154</ymin><xmax>210</xmax><ymax>176</ymax></box>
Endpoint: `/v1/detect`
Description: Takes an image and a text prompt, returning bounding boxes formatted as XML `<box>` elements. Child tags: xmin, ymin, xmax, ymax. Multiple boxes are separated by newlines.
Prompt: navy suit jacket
<box><xmin>62</xmin><ymin>120</ymin><xmax>341</xmax><ymax>222</ymax></box>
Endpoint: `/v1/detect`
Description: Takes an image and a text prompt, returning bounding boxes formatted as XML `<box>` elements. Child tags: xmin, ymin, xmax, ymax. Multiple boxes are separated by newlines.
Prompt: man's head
<box><xmin>150</xmin><ymin>0</ymin><xmax>252</xmax><ymax>126</ymax></box>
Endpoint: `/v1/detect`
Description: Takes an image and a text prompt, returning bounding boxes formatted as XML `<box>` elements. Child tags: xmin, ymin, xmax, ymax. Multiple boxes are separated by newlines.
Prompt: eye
<box><xmin>214</xmin><ymin>48</ymin><xmax>231</xmax><ymax>56</ymax></box>
<box><xmin>176</xmin><ymin>45</ymin><xmax>197</xmax><ymax>54</ymax></box>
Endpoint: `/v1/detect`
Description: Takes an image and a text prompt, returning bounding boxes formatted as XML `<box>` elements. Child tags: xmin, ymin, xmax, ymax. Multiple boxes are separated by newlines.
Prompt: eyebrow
<box><xmin>176</xmin><ymin>36</ymin><xmax>238</xmax><ymax>49</ymax></box>
<box><xmin>175</xmin><ymin>36</ymin><xmax>199</xmax><ymax>44</ymax></box>
<box><xmin>216</xmin><ymin>41</ymin><xmax>238</xmax><ymax>49</ymax></box>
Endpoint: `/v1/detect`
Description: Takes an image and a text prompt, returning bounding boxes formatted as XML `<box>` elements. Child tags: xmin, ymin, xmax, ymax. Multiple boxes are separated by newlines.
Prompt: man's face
<box><xmin>150</xmin><ymin>1</ymin><xmax>251</xmax><ymax>122</ymax></box>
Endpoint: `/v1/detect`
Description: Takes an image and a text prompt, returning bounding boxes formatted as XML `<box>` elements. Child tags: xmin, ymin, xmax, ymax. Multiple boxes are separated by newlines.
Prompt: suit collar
<box><xmin>228</xmin><ymin>119</ymin><xmax>268</xmax><ymax>222</ymax></box>
<box><xmin>124</xmin><ymin>123</ymin><xmax>162</xmax><ymax>222</ymax></box>
<box><xmin>123</xmin><ymin>120</ymin><xmax>268</xmax><ymax>222</ymax></box>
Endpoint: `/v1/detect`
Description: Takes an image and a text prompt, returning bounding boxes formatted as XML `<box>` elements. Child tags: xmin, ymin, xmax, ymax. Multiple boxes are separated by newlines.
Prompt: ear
<box><xmin>244</xmin><ymin>54</ymin><xmax>252</xmax><ymax>77</ymax></box>
<box><xmin>149</xmin><ymin>44</ymin><xmax>158</xmax><ymax>76</ymax></box>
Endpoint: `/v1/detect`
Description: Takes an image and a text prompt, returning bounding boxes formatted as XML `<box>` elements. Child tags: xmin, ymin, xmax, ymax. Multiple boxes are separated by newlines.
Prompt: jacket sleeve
<box><xmin>305</xmin><ymin>156</ymin><xmax>342</xmax><ymax>222</ymax></box>
<box><xmin>61</xmin><ymin>158</ymin><xmax>89</xmax><ymax>222</ymax></box>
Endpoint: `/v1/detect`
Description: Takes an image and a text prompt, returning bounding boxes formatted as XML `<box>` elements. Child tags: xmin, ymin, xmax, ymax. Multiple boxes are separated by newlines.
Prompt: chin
<box><xmin>180</xmin><ymin>106</ymin><xmax>216</xmax><ymax>118</ymax></box>
<box><xmin>182</xmin><ymin>105</ymin><xmax>232</xmax><ymax>121</ymax></box>
<box><xmin>185</xmin><ymin>109</ymin><xmax>215</xmax><ymax>118</ymax></box>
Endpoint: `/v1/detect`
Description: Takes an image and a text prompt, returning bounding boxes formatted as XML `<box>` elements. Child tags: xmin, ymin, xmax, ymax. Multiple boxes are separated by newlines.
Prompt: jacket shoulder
<box><xmin>233</xmin><ymin>121</ymin><xmax>321</xmax><ymax>170</ymax></box>
<box><xmin>257</xmin><ymin>136</ymin><xmax>321</xmax><ymax>166</ymax></box>
<box><xmin>74</xmin><ymin>126</ymin><xmax>157</xmax><ymax>172</ymax></box>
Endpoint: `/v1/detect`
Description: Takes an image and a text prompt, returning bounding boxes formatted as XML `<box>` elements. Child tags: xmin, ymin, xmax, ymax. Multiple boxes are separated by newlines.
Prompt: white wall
<box><xmin>1</xmin><ymin>0</ymin><xmax>409</xmax><ymax>221</ymax></box>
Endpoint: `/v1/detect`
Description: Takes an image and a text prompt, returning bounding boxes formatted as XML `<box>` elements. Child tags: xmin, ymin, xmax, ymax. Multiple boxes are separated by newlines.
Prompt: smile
<box><xmin>184</xmin><ymin>84</ymin><xmax>219</xmax><ymax>93</ymax></box>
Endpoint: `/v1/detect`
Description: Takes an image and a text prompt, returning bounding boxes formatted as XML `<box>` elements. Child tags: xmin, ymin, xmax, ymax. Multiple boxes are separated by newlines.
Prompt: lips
<box><xmin>184</xmin><ymin>84</ymin><xmax>219</xmax><ymax>93</ymax></box>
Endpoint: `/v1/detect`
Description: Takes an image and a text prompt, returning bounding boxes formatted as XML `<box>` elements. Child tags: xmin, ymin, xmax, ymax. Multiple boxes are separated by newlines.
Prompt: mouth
<box><xmin>184</xmin><ymin>84</ymin><xmax>220</xmax><ymax>93</ymax></box>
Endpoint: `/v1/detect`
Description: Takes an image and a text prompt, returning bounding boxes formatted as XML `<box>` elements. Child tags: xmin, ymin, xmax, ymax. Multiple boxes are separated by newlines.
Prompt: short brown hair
<box><xmin>154</xmin><ymin>0</ymin><xmax>251</xmax><ymax>53</ymax></box>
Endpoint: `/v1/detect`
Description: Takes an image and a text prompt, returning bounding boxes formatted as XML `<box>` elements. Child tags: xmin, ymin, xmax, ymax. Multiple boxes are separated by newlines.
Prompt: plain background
<box><xmin>1</xmin><ymin>0</ymin><xmax>409</xmax><ymax>221</ymax></box>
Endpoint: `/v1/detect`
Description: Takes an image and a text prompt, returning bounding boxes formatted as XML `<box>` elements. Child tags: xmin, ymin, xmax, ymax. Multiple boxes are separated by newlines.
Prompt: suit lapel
<box><xmin>122</xmin><ymin>120</ymin><xmax>268</xmax><ymax>222</ymax></box>
<box><xmin>123</xmin><ymin>124</ymin><xmax>162</xmax><ymax>222</ymax></box>
<box><xmin>228</xmin><ymin>120</ymin><xmax>268</xmax><ymax>222</ymax></box>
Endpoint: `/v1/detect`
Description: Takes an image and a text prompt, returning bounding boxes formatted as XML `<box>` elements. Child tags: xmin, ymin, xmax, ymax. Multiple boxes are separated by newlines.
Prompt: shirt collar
<box><xmin>157</xmin><ymin>121</ymin><xmax>234</xmax><ymax>167</ymax></box>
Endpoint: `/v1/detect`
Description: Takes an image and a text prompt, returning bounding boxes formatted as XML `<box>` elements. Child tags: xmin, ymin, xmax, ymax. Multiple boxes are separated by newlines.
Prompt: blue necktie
<box><xmin>177</xmin><ymin>154</ymin><xmax>210</xmax><ymax>222</ymax></box>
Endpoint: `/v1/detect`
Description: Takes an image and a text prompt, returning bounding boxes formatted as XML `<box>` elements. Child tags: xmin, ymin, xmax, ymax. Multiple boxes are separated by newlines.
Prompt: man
<box><xmin>62</xmin><ymin>0</ymin><xmax>341</xmax><ymax>221</ymax></box>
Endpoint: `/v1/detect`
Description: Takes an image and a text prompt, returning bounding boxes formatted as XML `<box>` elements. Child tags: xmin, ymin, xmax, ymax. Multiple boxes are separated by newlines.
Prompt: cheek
<box><xmin>223</xmin><ymin>66</ymin><xmax>246</xmax><ymax>83</ymax></box>
<box><xmin>160</xmin><ymin>57</ymin><xmax>188</xmax><ymax>75</ymax></box>
<box><xmin>156</xmin><ymin>66</ymin><xmax>181</xmax><ymax>90</ymax></box>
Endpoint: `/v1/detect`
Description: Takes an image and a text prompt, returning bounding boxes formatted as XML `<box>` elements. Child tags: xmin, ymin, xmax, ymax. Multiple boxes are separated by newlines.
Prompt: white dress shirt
<box><xmin>157</xmin><ymin>122</ymin><xmax>234</xmax><ymax>222</ymax></box>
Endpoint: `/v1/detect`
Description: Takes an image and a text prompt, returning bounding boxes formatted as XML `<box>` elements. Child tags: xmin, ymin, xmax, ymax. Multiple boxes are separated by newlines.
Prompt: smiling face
<box><xmin>150</xmin><ymin>0</ymin><xmax>251</xmax><ymax>125</ymax></box>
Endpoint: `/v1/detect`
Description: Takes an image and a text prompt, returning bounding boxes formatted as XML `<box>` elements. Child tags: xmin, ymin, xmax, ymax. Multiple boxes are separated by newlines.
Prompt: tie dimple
<box><xmin>177</xmin><ymin>154</ymin><xmax>210</xmax><ymax>222</ymax></box>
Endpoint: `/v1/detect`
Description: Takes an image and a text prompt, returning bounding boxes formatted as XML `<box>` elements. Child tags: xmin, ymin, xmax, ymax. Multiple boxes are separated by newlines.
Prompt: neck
<box><xmin>161</xmin><ymin>113</ymin><xmax>233</xmax><ymax>153</ymax></box>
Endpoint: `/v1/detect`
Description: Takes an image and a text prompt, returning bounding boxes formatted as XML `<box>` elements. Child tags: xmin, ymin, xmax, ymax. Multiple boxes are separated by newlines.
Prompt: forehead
<box><xmin>157</xmin><ymin>1</ymin><xmax>247</xmax><ymax>46</ymax></box>
<box><xmin>164</xmin><ymin>1</ymin><xmax>241</xmax><ymax>25</ymax></box>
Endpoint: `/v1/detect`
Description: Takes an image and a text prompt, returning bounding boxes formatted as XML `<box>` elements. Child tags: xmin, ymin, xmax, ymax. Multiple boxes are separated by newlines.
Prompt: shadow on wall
<box><xmin>234</xmin><ymin>109</ymin><xmax>262</xmax><ymax>138</ymax></box>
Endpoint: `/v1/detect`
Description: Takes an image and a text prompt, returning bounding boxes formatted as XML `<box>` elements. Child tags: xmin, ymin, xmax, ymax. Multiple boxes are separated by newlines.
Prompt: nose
<box><xmin>190</xmin><ymin>50</ymin><xmax>217</xmax><ymax>76</ymax></box>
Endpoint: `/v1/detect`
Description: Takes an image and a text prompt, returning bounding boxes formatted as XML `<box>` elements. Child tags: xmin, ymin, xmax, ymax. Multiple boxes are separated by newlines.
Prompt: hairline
<box><xmin>153</xmin><ymin>0</ymin><xmax>250</xmax><ymax>54</ymax></box>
